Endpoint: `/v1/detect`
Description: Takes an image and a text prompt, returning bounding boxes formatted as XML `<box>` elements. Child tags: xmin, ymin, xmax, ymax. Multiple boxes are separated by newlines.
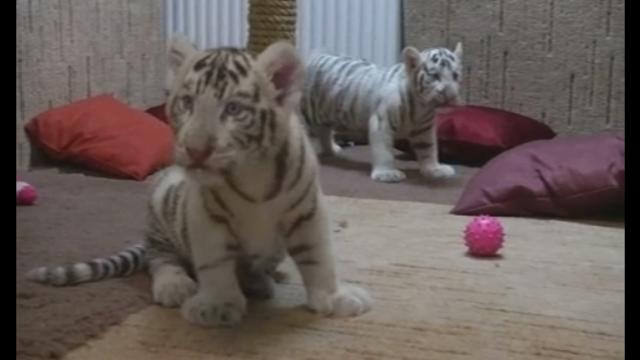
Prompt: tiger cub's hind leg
<box><xmin>236</xmin><ymin>257</ymin><xmax>276</xmax><ymax>300</ymax></box>
<box><xmin>317</xmin><ymin>126</ymin><xmax>342</xmax><ymax>156</ymax></box>
<box><xmin>238</xmin><ymin>270</ymin><xmax>275</xmax><ymax>300</ymax></box>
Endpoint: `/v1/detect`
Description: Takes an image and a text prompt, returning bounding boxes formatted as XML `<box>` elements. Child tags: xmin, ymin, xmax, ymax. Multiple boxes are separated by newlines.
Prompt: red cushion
<box><xmin>439</xmin><ymin>105</ymin><xmax>556</xmax><ymax>165</ymax></box>
<box><xmin>451</xmin><ymin>133</ymin><xmax>624</xmax><ymax>218</ymax></box>
<box><xmin>395</xmin><ymin>105</ymin><xmax>556</xmax><ymax>166</ymax></box>
<box><xmin>25</xmin><ymin>95</ymin><xmax>174</xmax><ymax>180</ymax></box>
<box><xmin>146</xmin><ymin>103</ymin><xmax>169</xmax><ymax>123</ymax></box>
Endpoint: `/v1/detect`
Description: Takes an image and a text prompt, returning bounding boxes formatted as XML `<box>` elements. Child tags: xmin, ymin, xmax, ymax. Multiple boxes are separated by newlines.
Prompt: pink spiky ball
<box><xmin>464</xmin><ymin>215</ymin><xmax>504</xmax><ymax>256</ymax></box>
<box><xmin>17</xmin><ymin>180</ymin><xmax>38</xmax><ymax>206</ymax></box>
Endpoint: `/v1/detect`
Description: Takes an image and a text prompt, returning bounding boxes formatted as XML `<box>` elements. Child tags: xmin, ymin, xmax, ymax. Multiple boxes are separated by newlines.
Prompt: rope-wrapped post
<box><xmin>247</xmin><ymin>0</ymin><xmax>297</xmax><ymax>54</ymax></box>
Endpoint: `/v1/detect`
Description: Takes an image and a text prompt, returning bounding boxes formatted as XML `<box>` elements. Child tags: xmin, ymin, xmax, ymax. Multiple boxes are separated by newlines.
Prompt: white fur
<box><xmin>303</xmin><ymin>44</ymin><xmax>463</xmax><ymax>183</ymax></box>
<box><xmin>152</xmin><ymin>37</ymin><xmax>372</xmax><ymax>327</ymax></box>
<box><xmin>152</xmin><ymin>264</ymin><xmax>198</xmax><ymax>308</ymax></box>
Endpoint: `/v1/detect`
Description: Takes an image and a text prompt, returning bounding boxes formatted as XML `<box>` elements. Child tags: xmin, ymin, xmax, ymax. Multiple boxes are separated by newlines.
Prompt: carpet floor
<box><xmin>17</xmin><ymin>146</ymin><xmax>476</xmax><ymax>359</ymax></box>
<box><xmin>64</xmin><ymin>197</ymin><xmax>624</xmax><ymax>360</ymax></box>
<box><xmin>17</xmin><ymin>146</ymin><xmax>623</xmax><ymax>359</ymax></box>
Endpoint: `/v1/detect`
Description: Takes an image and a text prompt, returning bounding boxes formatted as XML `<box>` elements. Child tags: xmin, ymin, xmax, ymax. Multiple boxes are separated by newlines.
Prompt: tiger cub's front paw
<box><xmin>181</xmin><ymin>290</ymin><xmax>247</xmax><ymax>327</ymax></box>
<box><xmin>371</xmin><ymin>168</ymin><xmax>406</xmax><ymax>183</ymax></box>
<box><xmin>152</xmin><ymin>270</ymin><xmax>197</xmax><ymax>308</ymax></box>
<box><xmin>421</xmin><ymin>164</ymin><xmax>455</xmax><ymax>180</ymax></box>
<box><xmin>307</xmin><ymin>284</ymin><xmax>372</xmax><ymax>317</ymax></box>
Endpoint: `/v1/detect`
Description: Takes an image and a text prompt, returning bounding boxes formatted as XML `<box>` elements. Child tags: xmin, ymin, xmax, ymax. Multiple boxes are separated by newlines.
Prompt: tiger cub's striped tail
<box><xmin>26</xmin><ymin>244</ymin><xmax>146</xmax><ymax>286</ymax></box>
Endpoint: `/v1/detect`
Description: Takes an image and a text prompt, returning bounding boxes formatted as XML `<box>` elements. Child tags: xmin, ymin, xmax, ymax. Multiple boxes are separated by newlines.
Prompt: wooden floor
<box><xmin>64</xmin><ymin>197</ymin><xmax>625</xmax><ymax>360</ymax></box>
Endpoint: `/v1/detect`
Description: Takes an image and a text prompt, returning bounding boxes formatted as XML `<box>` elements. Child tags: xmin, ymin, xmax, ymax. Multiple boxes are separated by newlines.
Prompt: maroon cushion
<box><xmin>452</xmin><ymin>133</ymin><xmax>624</xmax><ymax>218</ymax></box>
<box><xmin>145</xmin><ymin>103</ymin><xmax>169</xmax><ymax>123</ymax></box>
<box><xmin>395</xmin><ymin>105</ymin><xmax>556</xmax><ymax>166</ymax></box>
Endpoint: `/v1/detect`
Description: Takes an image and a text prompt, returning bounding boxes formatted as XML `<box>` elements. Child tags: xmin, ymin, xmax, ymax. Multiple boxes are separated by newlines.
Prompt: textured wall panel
<box><xmin>403</xmin><ymin>0</ymin><xmax>625</xmax><ymax>135</ymax></box>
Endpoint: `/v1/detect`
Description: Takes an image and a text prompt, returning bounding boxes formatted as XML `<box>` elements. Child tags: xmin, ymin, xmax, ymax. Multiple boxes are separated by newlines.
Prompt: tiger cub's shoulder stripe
<box><xmin>264</xmin><ymin>139</ymin><xmax>290</xmax><ymax>201</ymax></box>
<box><xmin>285</xmin><ymin>194</ymin><xmax>318</xmax><ymax>238</ymax></box>
<box><xmin>286</xmin><ymin>136</ymin><xmax>307</xmax><ymax>191</ymax></box>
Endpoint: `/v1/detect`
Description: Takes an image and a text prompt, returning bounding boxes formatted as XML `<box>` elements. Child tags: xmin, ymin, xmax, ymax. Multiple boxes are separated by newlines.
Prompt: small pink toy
<box><xmin>17</xmin><ymin>179</ymin><xmax>38</xmax><ymax>206</ymax></box>
<box><xmin>464</xmin><ymin>215</ymin><xmax>504</xmax><ymax>256</ymax></box>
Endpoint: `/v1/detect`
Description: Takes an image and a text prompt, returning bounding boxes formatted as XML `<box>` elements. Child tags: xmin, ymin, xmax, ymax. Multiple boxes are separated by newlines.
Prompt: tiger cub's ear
<box><xmin>402</xmin><ymin>46</ymin><xmax>422</xmax><ymax>73</ymax></box>
<box><xmin>454</xmin><ymin>42</ymin><xmax>463</xmax><ymax>59</ymax></box>
<box><xmin>167</xmin><ymin>34</ymin><xmax>197</xmax><ymax>74</ymax></box>
<box><xmin>256</xmin><ymin>41</ymin><xmax>305</xmax><ymax>106</ymax></box>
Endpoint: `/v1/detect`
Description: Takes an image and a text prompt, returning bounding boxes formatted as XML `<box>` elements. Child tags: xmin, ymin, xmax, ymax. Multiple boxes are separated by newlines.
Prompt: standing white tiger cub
<box><xmin>26</xmin><ymin>36</ymin><xmax>371</xmax><ymax>327</ymax></box>
<box><xmin>301</xmin><ymin>43</ymin><xmax>463</xmax><ymax>183</ymax></box>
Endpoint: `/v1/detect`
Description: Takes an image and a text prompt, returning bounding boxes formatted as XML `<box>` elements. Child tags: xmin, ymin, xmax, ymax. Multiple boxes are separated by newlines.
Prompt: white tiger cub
<box><xmin>301</xmin><ymin>43</ymin><xmax>463</xmax><ymax>183</ymax></box>
<box><xmin>26</xmin><ymin>36</ymin><xmax>371</xmax><ymax>327</ymax></box>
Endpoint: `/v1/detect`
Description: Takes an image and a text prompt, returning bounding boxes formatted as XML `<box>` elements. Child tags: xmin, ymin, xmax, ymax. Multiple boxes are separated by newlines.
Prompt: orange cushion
<box><xmin>25</xmin><ymin>95</ymin><xmax>174</xmax><ymax>180</ymax></box>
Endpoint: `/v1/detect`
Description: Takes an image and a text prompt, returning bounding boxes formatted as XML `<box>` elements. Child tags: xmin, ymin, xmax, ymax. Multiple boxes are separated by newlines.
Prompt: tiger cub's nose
<box><xmin>186</xmin><ymin>145</ymin><xmax>214</xmax><ymax>164</ymax></box>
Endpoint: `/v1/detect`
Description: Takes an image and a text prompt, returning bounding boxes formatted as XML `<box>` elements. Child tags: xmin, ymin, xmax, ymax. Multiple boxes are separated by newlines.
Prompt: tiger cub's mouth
<box><xmin>187</xmin><ymin>155</ymin><xmax>233</xmax><ymax>171</ymax></box>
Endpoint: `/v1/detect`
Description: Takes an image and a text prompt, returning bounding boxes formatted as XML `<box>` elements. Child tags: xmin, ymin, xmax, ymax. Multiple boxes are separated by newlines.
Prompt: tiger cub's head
<box><xmin>402</xmin><ymin>43</ymin><xmax>463</xmax><ymax>106</ymax></box>
<box><xmin>165</xmin><ymin>35</ymin><xmax>304</xmax><ymax>182</ymax></box>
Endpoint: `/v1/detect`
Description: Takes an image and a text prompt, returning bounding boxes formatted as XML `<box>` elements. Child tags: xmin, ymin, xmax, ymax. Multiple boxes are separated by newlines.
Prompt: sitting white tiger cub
<box><xmin>26</xmin><ymin>36</ymin><xmax>371</xmax><ymax>327</ymax></box>
<box><xmin>301</xmin><ymin>43</ymin><xmax>463</xmax><ymax>183</ymax></box>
